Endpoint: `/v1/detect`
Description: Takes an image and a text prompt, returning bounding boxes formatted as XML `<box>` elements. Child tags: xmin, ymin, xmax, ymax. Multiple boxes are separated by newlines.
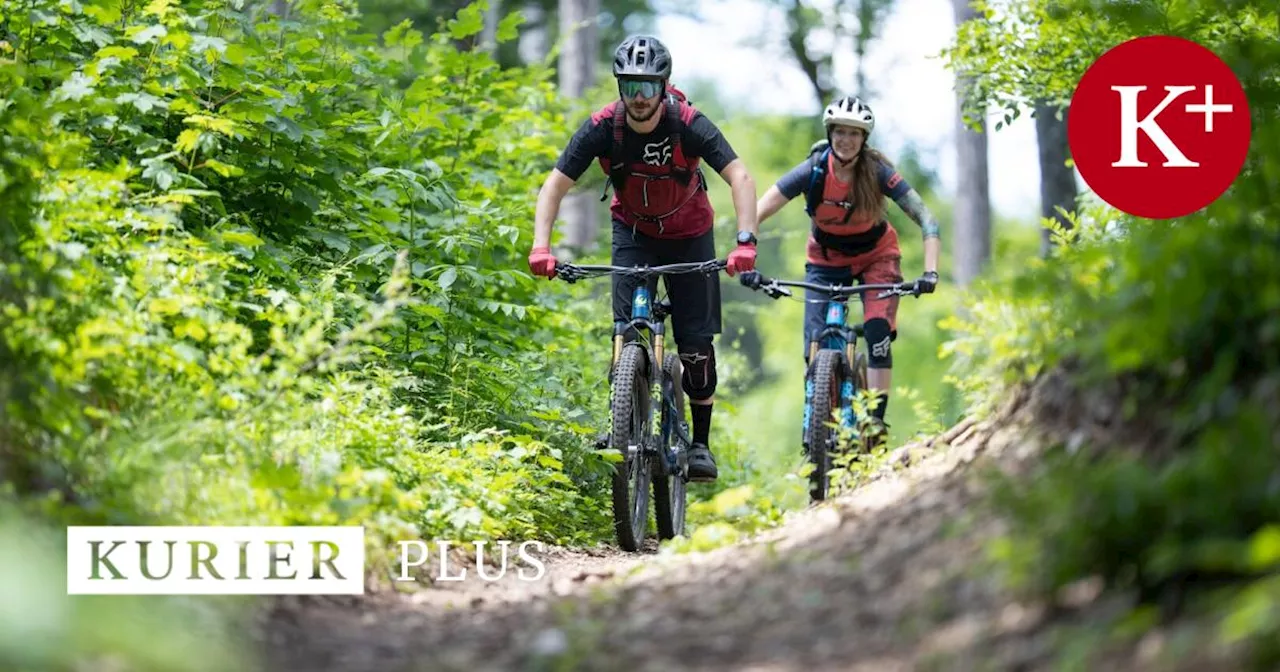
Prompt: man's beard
<box><xmin>626</xmin><ymin>100</ymin><xmax>661</xmax><ymax>123</ymax></box>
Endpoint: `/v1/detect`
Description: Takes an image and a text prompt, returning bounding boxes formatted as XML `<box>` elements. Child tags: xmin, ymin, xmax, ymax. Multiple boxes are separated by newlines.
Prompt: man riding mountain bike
<box><xmin>528</xmin><ymin>35</ymin><xmax>760</xmax><ymax>482</ymax></box>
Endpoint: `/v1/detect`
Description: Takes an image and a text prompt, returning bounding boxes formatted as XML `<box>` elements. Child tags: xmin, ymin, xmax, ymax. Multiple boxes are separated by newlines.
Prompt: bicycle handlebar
<box><xmin>737</xmin><ymin>270</ymin><xmax>922</xmax><ymax>300</ymax></box>
<box><xmin>555</xmin><ymin>258</ymin><xmax>729</xmax><ymax>283</ymax></box>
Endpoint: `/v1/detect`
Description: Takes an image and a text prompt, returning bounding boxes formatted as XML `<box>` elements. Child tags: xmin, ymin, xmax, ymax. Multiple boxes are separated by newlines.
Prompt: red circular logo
<box><xmin>1068</xmin><ymin>35</ymin><xmax>1251</xmax><ymax>220</ymax></box>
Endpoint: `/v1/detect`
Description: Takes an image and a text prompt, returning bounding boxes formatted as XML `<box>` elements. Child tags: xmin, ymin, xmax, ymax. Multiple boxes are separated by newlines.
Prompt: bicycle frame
<box><xmin>615</xmin><ymin>282</ymin><xmax>690</xmax><ymax>472</ymax></box>
<box><xmin>739</xmin><ymin>272</ymin><xmax>919</xmax><ymax>446</ymax></box>
<box><xmin>808</xmin><ymin>293</ymin><xmax>865</xmax><ymax>372</ymax></box>
<box><xmin>805</xmin><ymin>295</ymin><xmax>862</xmax><ymax>439</ymax></box>
<box><xmin>557</xmin><ymin>259</ymin><xmax>726</xmax><ymax>473</ymax></box>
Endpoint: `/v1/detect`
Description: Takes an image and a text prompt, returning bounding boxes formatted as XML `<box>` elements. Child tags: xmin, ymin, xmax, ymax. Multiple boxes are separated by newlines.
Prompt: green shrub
<box><xmin>942</xmin><ymin>1</ymin><xmax>1280</xmax><ymax>664</ymax></box>
<box><xmin>1</xmin><ymin>0</ymin><xmax>622</xmax><ymax>551</ymax></box>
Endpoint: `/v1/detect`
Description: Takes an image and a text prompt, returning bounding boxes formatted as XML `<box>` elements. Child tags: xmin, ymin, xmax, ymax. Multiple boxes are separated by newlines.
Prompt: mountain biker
<box><xmin>753</xmin><ymin>95</ymin><xmax>942</xmax><ymax>442</ymax></box>
<box><xmin>527</xmin><ymin>35</ymin><xmax>761</xmax><ymax>482</ymax></box>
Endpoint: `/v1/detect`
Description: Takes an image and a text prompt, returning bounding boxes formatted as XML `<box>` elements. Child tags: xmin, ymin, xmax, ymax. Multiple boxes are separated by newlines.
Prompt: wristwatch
<box><xmin>736</xmin><ymin>230</ymin><xmax>757</xmax><ymax>246</ymax></box>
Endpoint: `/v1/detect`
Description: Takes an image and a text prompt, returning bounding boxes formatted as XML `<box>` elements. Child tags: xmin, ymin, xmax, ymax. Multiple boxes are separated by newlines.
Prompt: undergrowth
<box><xmin>942</xmin><ymin>1</ymin><xmax>1280</xmax><ymax>666</ymax></box>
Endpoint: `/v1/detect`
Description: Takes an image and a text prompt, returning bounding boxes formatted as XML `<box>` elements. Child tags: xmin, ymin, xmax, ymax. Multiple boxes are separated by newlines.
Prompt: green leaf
<box><xmin>438</xmin><ymin>267</ymin><xmax>458</xmax><ymax>290</ymax></box>
<box><xmin>141</xmin><ymin>157</ymin><xmax>178</xmax><ymax>191</ymax></box>
<box><xmin>73</xmin><ymin>22</ymin><xmax>115</xmax><ymax>47</ymax></box>
<box><xmin>97</xmin><ymin>45</ymin><xmax>141</xmax><ymax>62</ymax></box>
<box><xmin>201</xmin><ymin>159</ymin><xmax>244</xmax><ymax>178</ymax></box>
<box><xmin>53</xmin><ymin>73</ymin><xmax>96</xmax><ymax>102</ymax></box>
<box><xmin>144</xmin><ymin>0</ymin><xmax>176</xmax><ymax>18</ymax></box>
<box><xmin>1248</xmin><ymin>525</ymin><xmax>1280</xmax><ymax>570</ymax></box>
<box><xmin>148</xmin><ymin>297</ymin><xmax>183</xmax><ymax>316</ymax></box>
<box><xmin>496</xmin><ymin>11</ymin><xmax>524</xmax><ymax>42</ymax></box>
<box><xmin>116</xmin><ymin>92</ymin><xmax>168</xmax><ymax>113</ymax></box>
<box><xmin>384</xmin><ymin>19</ymin><xmax>423</xmax><ymax>50</ymax></box>
<box><xmin>295</xmin><ymin>38</ymin><xmax>322</xmax><ymax>55</ymax></box>
<box><xmin>128</xmin><ymin>24</ymin><xmax>168</xmax><ymax>45</ymax></box>
<box><xmin>448</xmin><ymin>3</ymin><xmax>486</xmax><ymax>40</ymax></box>
<box><xmin>224</xmin><ymin>43</ymin><xmax>249</xmax><ymax>65</ymax></box>
<box><xmin>318</xmin><ymin>232</ymin><xmax>350</xmax><ymax>253</ymax></box>
<box><xmin>172</xmin><ymin>343</ymin><xmax>203</xmax><ymax>363</ymax></box>
<box><xmin>266</xmin><ymin>115</ymin><xmax>304</xmax><ymax>142</ymax></box>
<box><xmin>174</xmin><ymin>129</ymin><xmax>203</xmax><ymax>153</ymax></box>
<box><xmin>220</xmin><ymin>231</ymin><xmax>264</xmax><ymax>248</ymax></box>
<box><xmin>191</xmin><ymin>34</ymin><xmax>228</xmax><ymax>57</ymax></box>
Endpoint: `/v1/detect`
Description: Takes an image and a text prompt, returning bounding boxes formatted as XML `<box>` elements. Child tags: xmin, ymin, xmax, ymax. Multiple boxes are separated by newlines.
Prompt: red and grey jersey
<box><xmin>775</xmin><ymin>150</ymin><xmax>912</xmax><ymax>256</ymax></box>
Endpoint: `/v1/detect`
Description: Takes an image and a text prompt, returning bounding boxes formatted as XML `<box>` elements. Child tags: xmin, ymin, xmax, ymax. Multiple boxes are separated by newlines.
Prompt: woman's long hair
<box><xmin>844</xmin><ymin>142</ymin><xmax>893</xmax><ymax>224</ymax></box>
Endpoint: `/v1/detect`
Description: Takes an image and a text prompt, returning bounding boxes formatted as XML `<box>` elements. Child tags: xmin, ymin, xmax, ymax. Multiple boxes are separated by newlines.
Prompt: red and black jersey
<box><xmin>554</xmin><ymin>87</ymin><xmax>738</xmax><ymax>239</ymax></box>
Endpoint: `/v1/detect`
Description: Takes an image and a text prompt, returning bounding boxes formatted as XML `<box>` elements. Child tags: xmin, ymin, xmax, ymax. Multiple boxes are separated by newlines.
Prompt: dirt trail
<box><xmin>254</xmin><ymin>403</ymin><xmax>1234</xmax><ymax>672</ymax></box>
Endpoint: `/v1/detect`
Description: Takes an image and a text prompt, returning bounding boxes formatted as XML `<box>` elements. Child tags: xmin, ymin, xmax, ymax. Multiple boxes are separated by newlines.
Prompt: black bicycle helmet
<box><xmin>613</xmin><ymin>35</ymin><xmax>672</xmax><ymax>80</ymax></box>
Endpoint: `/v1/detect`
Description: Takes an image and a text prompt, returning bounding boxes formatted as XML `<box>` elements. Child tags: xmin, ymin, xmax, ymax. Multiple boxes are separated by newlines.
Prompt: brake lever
<box><xmin>764</xmin><ymin>282</ymin><xmax>792</xmax><ymax>299</ymax></box>
<box><xmin>875</xmin><ymin>286</ymin><xmax>912</xmax><ymax>300</ymax></box>
<box><xmin>556</xmin><ymin>265</ymin><xmax>581</xmax><ymax>283</ymax></box>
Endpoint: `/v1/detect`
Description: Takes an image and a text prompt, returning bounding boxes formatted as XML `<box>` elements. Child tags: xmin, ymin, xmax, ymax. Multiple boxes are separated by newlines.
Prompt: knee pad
<box><xmin>678</xmin><ymin>341</ymin><xmax>717</xmax><ymax>402</ymax></box>
<box><xmin>864</xmin><ymin>318</ymin><xmax>894</xmax><ymax>369</ymax></box>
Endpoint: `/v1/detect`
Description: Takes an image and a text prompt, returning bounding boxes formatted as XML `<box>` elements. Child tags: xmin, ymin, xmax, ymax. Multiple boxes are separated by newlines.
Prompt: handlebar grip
<box><xmin>738</xmin><ymin>270</ymin><xmax>765</xmax><ymax>289</ymax></box>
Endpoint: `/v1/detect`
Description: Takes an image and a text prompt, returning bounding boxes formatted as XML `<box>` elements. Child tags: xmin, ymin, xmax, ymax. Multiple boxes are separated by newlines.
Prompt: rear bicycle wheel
<box><xmin>808</xmin><ymin>348</ymin><xmax>845</xmax><ymax>503</ymax></box>
<box><xmin>654</xmin><ymin>352</ymin><xmax>687</xmax><ymax>540</ymax></box>
<box><xmin>610</xmin><ymin>343</ymin><xmax>653</xmax><ymax>551</ymax></box>
<box><xmin>850</xmin><ymin>349</ymin><xmax>871</xmax><ymax>450</ymax></box>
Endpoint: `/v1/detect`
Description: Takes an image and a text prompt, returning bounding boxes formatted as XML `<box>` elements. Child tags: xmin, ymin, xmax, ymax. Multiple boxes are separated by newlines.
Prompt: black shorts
<box><xmin>611</xmin><ymin>219</ymin><xmax>722</xmax><ymax>347</ymax></box>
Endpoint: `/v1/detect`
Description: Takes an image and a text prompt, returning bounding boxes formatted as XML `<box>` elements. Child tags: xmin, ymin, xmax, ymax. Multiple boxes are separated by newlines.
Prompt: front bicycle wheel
<box><xmin>807</xmin><ymin>348</ymin><xmax>845</xmax><ymax>503</ymax></box>
<box><xmin>610</xmin><ymin>343</ymin><xmax>653</xmax><ymax>551</ymax></box>
<box><xmin>654</xmin><ymin>352</ymin><xmax>687</xmax><ymax>540</ymax></box>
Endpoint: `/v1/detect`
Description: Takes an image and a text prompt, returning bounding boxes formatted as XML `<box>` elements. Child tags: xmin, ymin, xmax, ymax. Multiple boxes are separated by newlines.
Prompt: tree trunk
<box><xmin>558</xmin><ymin>0</ymin><xmax>600</xmax><ymax>255</ymax></box>
<box><xmin>518</xmin><ymin>2</ymin><xmax>549</xmax><ymax>64</ymax></box>
<box><xmin>951</xmin><ymin>0</ymin><xmax>991</xmax><ymax>287</ymax></box>
<box><xmin>481</xmin><ymin>0</ymin><xmax>504</xmax><ymax>54</ymax></box>
<box><xmin>785</xmin><ymin>0</ymin><xmax>833</xmax><ymax>106</ymax></box>
<box><xmin>1035</xmin><ymin>101</ymin><xmax>1078</xmax><ymax>256</ymax></box>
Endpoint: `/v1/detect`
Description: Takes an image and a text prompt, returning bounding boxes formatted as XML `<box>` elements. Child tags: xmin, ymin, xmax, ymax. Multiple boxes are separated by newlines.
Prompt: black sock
<box><xmin>691</xmin><ymin>402</ymin><xmax>712</xmax><ymax>446</ymax></box>
<box><xmin>871</xmin><ymin>390</ymin><xmax>889</xmax><ymax>422</ymax></box>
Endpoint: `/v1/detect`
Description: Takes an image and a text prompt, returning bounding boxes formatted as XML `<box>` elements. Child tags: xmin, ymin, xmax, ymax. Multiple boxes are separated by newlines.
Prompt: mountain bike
<box><xmin>555</xmin><ymin>258</ymin><xmax>728</xmax><ymax>551</ymax></box>
<box><xmin>738</xmin><ymin>269</ymin><xmax>922</xmax><ymax>503</ymax></box>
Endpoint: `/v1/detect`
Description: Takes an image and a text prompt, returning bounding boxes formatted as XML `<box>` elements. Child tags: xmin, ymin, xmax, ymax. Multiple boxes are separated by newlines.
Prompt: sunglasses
<box><xmin>618</xmin><ymin>79</ymin><xmax>663</xmax><ymax>99</ymax></box>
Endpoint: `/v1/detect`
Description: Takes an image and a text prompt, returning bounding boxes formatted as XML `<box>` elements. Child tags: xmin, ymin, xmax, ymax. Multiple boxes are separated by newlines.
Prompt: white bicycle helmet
<box><xmin>823</xmin><ymin>96</ymin><xmax>875</xmax><ymax>135</ymax></box>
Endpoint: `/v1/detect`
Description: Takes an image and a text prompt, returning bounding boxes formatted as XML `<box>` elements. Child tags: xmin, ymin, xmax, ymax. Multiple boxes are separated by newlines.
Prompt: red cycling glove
<box><xmin>528</xmin><ymin>246</ymin><xmax>557</xmax><ymax>278</ymax></box>
<box><xmin>726</xmin><ymin>244</ymin><xmax>757</xmax><ymax>277</ymax></box>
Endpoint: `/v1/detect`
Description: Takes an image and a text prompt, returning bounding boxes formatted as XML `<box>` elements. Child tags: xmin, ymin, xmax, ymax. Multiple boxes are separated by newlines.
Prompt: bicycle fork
<box><xmin>802</xmin><ymin>377</ymin><xmax>814</xmax><ymax>449</ymax></box>
<box><xmin>801</xmin><ymin>370</ymin><xmax>858</xmax><ymax>451</ymax></box>
<box><xmin>839</xmin><ymin>378</ymin><xmax>856</xmax><ymax>432</ymax></box>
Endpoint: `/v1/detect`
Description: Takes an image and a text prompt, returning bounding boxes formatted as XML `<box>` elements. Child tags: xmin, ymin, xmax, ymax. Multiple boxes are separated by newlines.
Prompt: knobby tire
<box><xmin>654</xmin><ymin>352</ymin><xmax>687</xmax><ymax>540</ymax></box>
<box><xmin>610</xmin><ymin>344</ymin><xmax>652</xmax><ymax>551</ymax></box>
<box><xmin>808</xmin><ymin>349</ymin><xmax>844</xmax><ymax>503</ymax></box>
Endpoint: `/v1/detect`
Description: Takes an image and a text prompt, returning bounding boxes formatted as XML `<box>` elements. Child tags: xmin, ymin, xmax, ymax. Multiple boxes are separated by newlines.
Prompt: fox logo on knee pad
<box><xmin>864</xmin><ymin>318</ymin><xmax>894</xmax><ymax>368</ymax></box>
<box><xmin>871</xmin><ymin>335</ymin><xmax>891</xmax><ymax>360</ymax></box>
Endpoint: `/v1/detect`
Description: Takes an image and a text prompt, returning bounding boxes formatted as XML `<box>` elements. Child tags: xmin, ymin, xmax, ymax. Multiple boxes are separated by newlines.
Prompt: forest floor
<box><xmin>254</xmin><ymin>386</ymin><xmax>1246</xmax><ymax>672</ymax></box>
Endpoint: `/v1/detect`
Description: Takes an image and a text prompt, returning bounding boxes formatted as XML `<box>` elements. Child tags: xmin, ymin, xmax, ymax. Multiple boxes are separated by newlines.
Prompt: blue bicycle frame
<box><xmin>802</xmin><ymin>298</ymin><xmax>861</xmax><ymax>445</ymax></box>
<box><xmin>612</xmin><ymin>283</ymin><xmax>691</xmax><ymax>476</ymax></box>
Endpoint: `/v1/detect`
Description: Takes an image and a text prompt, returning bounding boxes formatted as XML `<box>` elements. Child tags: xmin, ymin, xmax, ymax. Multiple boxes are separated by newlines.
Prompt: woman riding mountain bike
<box><xmin>754</xmin><ymin>95</ymin><xmax>943</xmax><ymax>443</ymax></box>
